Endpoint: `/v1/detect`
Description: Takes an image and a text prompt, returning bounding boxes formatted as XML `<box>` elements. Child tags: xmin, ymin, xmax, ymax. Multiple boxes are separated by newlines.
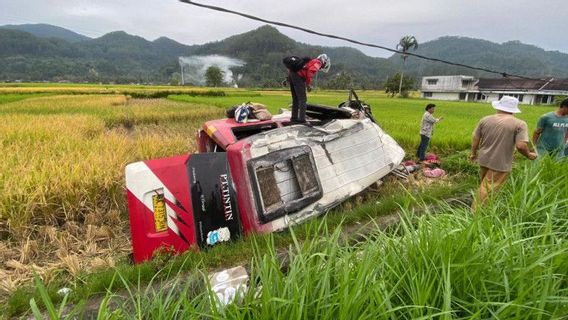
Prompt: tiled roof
<box><xmin>545</xmin><ymin>79</ymin><xmax>568</xmax><ymax>90</ymax></box>
<box><xmin>477</xmin><ymin>78</ymin><xmax>568</xmax><ymax>91</ymax></box>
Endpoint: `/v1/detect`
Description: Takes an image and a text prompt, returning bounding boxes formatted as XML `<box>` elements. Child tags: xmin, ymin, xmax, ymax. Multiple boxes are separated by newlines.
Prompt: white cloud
<box><xmin>63</xmin><ymin>3</ymin><xmax>110</xmax><ymax>17</ymax></box>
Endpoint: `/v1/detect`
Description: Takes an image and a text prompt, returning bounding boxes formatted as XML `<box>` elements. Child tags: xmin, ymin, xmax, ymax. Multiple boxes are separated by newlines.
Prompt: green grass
<box><xmin>4</xmin><ymin>175</ymin><xmax>473</xmax><ymax>318</ymax></box>
<box><xmin>169</xmin><ymin>90</ymin><xmax>556</xmax><ymax>151</ymax></box>
<box><xmin>27</xmin><ymin>159</ymin><xmax>568</xmax><ymax>319</ymax></box>
<box><xmin>0</xmin><ymin>93</ymin><xmax>53</xmax><ymax>104</ymax></box>
<box><xmin>1</xmin><ymin>87</ymin><xmax>562</xmax><ymax>318</ymax></box>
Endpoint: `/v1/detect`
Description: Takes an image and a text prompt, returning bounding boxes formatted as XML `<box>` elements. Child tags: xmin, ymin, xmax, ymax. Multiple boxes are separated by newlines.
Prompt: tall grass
<box><xmin>1</xmin><ymin>88</ymin><xmax>561</xmax><ymax>318</ymax></box>
<box><xmin>2</xmin><ymin>90</ymin><xmax>465</xmax><ymax>313</ymax></box>
<box><xmin>0</xmin><ymin>95</ymin><xmax>222</xmax><ymax>233</ymax></box>
<box><xmin>232</xmin><ymin>161</ymin><xmax>567</xmax><ymax>319</ymax></box>
<box><xmin>0</xmin><ymin>94</ymin><xmax>224</xmax><ymax>303</ymax></box>
<box><xmin>30</xmin><ymin>160</ymin><xmax>567</xmax><ymax>319</ymax></box>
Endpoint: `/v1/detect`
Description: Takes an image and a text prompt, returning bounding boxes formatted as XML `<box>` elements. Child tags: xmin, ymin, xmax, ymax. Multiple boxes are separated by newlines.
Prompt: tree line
<box><xmin>2</xmin><ymin>25</ymin><xmax>567</xmax><ymax>88</ymax></box>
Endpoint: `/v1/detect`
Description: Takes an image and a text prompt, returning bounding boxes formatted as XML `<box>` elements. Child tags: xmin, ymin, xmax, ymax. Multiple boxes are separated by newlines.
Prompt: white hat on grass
<box><xmin>492</xmin><ymin>96</ymin><xmax>521</xmax><ymax>113</ymax></box>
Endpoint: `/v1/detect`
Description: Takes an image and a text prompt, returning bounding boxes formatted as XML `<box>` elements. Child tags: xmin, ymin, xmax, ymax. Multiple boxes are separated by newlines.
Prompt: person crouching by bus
<box><xmin>285</xmin><ymin>54</ymin><xmax>330</xmax><ymax>124</ymax></box>
<box><xmin>416</xmin><ymin>104</ymin><xmax>443</xmax><ymax>161</ymax></box>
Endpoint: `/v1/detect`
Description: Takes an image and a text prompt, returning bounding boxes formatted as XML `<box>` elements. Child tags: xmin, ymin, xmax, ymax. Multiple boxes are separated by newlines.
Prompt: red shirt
<box><xmin>297</xmin><ymin>58</ymin><xmax>322</xmax><ymax>87</ymax></box>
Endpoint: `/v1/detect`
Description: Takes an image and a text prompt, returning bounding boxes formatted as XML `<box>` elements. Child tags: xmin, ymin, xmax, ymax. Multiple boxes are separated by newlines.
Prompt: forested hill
<box><xmin>389</xmin><ymin>36</ymin><xmax>568</xmax><ymax>78</ymax></box>
<box><xmin>1</xmin><ymin>23</ymin><xmax>568</xmax><ymax>86</ymax></box>
<box><xmin>190</xmin><ymin>25</ymin><xmax>397</xmax><ymax>87</ymax></box>
<box><xmin>2</xmin><ymin>23</ymin><xmax>91</xmax><ymax>43</ymax></box>
<box><xmin>0</xmin><ymin>24</ymin><xmax>396</xmax><ymax>86</ymax></box>
<box><xmin>0</xmin><ymin>27</ymin><xmax>195</xmax><ymax>83</ymax></box>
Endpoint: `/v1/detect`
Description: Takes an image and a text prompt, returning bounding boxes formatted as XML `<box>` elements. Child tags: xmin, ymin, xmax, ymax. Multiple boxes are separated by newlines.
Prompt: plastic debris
<box><xmin>209</xmin><ymin>266</ymin><xmax>249</xmax><ymax>307</ymax></box>
<box><xmin>423</xmin><ymin>167</ymin><xmax>446</xmax><ymax>178</ymax></box>
<box><xmin>57</xmin><ymin>287</ymin><xmax>72</xmax><ymax>296</ymax></box>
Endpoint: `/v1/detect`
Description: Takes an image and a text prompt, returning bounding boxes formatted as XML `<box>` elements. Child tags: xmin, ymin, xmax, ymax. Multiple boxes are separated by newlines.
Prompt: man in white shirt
<box><xmin>416</xmin><ymin>104</ymin><xmax>443</xmax><ymax>161</ymax></box>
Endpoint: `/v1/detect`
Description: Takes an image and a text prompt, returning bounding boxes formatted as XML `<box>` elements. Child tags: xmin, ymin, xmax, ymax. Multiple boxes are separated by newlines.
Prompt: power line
<box><xmin>179</xmin><ymin>0</ymin><xmax>545</xmax><ymax>81</ymax></box>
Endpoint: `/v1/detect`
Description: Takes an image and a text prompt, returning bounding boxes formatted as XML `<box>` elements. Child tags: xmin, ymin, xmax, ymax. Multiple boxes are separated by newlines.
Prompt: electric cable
<box><xmin>179</xmin><ymin>0</ymin><xmax>546</xmax><ymax>81</ymax></box>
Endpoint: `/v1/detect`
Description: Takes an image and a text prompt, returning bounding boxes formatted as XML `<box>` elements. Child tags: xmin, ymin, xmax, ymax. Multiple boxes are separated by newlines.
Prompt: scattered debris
<box><xmin>392</xmin><ymin>153</ymin><xmax>447</xmax><ymax>181</ymax></box>
<box><xmin>57</xmin><ymin>287</ymin><xmax>72</xmax><ymax>297</ymax></box>
<box><xmin>424</xmin><ymin>167</ymin><xmax>446</xmax><ymax>178</ymax></box>
<box><xmin>208</xmin><ymin>266</ymin><xmax>249</xmax><ymax>307</ymax></box>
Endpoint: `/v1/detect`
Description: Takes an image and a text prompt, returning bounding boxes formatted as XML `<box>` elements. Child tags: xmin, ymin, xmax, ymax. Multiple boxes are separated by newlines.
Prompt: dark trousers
<box><xmin>288</xmin><ymin>72</ymin><xmax>307</xmax><ymax>123</ymax></box>
<box><xmin>416</xmin><ymin>134</ymin><xmax>430</xmax><ymax>161</ymax></box>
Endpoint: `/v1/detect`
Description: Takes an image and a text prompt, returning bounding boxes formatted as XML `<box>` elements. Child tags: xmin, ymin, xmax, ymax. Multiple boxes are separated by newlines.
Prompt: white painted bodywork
<box><xmin>125</xmin><ymin>162</ymin><xmax>182</xmax><ymax>235</ymax></box>
<box><xmin>247</xmin><ymin>118</ymin><xmax>405</xmax><ymax>230</ymax></box>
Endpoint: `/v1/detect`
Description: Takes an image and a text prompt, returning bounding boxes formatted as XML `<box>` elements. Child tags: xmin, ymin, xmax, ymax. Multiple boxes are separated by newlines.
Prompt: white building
<box><xmin>421</xmin><ymin>75</ymin><xmax>478</xmax><ymax>102</ymax></box>
<box><xmin>421</xmin><ymin>76</ymin><xmax>568</xmax><ymax>105</ymax></box>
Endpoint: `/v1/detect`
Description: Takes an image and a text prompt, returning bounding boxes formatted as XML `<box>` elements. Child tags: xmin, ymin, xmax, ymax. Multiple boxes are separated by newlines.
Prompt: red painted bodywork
<box><xmin>198</xmin><ymin>117</ymin><xmax>290</xmax><ymax>152</ymax></box>
<box><xmin>127</xmin><ymin>155</ymin><xmax>198</xmax><ymax>262</ymax></box>
<box><xmin>128</xmin><ymin>116</ymin><xmax>290</xmax><ymax>263</ymax></box>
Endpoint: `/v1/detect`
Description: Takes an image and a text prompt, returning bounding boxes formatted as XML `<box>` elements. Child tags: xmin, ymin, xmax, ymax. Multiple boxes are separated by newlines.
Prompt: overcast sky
<box><xmin>1</xmin><ymin>0</ymin><xmax>567</xmax><ymax>58</ymax></box>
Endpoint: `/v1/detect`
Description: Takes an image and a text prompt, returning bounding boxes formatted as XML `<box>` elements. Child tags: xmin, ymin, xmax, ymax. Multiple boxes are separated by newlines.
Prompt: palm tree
<box><xmin>396</xmin><ymin>35</ymin><xmax>418</xmax><ymax>96</ymax></box>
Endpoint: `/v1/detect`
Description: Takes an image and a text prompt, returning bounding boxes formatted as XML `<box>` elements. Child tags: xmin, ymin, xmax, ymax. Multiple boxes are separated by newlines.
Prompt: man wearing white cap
<box><xmin>469</xmin><ymin>96</ymin><xmax>537</xmax><ymax>208</ymax></box>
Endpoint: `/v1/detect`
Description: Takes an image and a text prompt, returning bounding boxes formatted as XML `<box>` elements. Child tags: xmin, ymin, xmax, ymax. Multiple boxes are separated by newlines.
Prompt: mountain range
<box><xmin>1</xmin><ymin>24</ymin><xmax>91</xmax><ymax>43</ymax></box>
<box><xmin>1</xmin><ymin>23</ymin><xmax>568</xmax><ymax>87</ymax></box>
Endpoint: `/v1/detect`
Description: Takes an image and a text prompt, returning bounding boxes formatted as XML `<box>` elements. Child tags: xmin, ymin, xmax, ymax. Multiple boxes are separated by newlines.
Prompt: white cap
<box><xmin>491</xmin><ymin>96</ymin><xmax>521</xmax><ymax>114</ymax></box>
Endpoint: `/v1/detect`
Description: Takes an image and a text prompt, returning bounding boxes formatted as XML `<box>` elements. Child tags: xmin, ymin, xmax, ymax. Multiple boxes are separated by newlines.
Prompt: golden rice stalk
<box><xmin>85</xmin><ymin>224</ymin><xmax>112</xmax><ymax>242</ymax></box>
<box><xmin>59</xmin><ymin>254</ymin><xmax>81</xmax><ymax>277</ymax></box>
<box><xmin>18</xmin><ymin>238</ymin><xmax>38</xmax><ymax>264</ymax></box>
<box><xmin>89</xmin><ymin>257</ymin><xmax>108</xmax><ymax>270</ymax></box>
<box><xmin>5</xmin><ymin>259</ymin><xmax>27</xmax><ymax>271</ymax></box>
<box><xmin>80</xmin><ymin>241</ymin><xmax>99</xmax><ymax>256</ymax></box>
<box><xmin>84</xmin><ymin>212</ymin><xmax>100</xmax><ymax>226</ymax></box>
<box><xmin>105</xmin><ymin>210</ymin><xmax>122</xmax><ymax>226</ymax></box>
<box><xmin>40</xmin><ymin>226</ymin><xmax>58</xmax><ymax>243</ymax></box>
<box><xmin>0</xmin><ymin>94</ymin><xmax>224</xmax><ymax>286</ymax></box>
<box><xmin>0</xmin><ymin>243</ymin><xmax>18</xmax><ymax>263</ymax></box>
<box><xmin>63</xmin><ymin>221</ymin><xmax>81</xmax><ymax>237</ymax></box>
<box><xmin>104</xmin><ymin>256</ymin><xmax>115</xmax><ymax>268</ymax></box>
<box><xmin>89</xmin><ymin>256</ymin><xmax>115</xmax><ymax>270</ymax></box>
<box><xmin>0</xmin><ymin>270</ymin><xmax>20</xmax><ymax>294</ymax></box>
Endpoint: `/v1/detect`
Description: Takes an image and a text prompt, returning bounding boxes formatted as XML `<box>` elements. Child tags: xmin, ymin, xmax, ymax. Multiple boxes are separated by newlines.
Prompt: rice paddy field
<box><xmin>0</xmin><ymin>84</ymin><xmax>566</xmax><ymax>318</ymax></box>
